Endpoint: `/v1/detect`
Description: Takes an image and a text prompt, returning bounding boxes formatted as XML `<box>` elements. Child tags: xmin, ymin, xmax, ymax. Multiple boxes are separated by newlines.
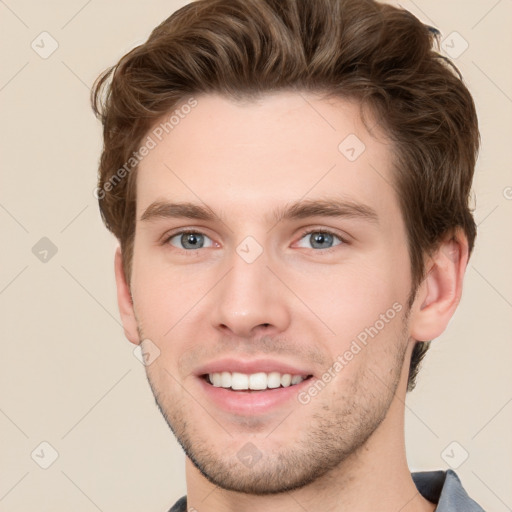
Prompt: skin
<box><xmin>114</xmin><ymin>91</ymin><xmax>468</xmax><ymax>512</ymax></box>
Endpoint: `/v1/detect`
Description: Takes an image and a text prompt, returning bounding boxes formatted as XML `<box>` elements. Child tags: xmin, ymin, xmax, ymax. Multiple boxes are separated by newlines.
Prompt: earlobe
<box><xmin>114</xmin><ymin>246</ymin><xmax>140</xmax><ymax>345</ymax></box>
<box><xmin>409</xmin><ymin>229</ymin><xmax>469</xmax><ymax>342</ymax></box>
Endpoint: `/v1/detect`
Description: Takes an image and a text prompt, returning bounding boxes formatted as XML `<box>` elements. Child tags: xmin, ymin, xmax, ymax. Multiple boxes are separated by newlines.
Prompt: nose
<box><xmin>209</xmin><ymin>245</ymin><xmax>291</xmax><ymax>339</ymax></box>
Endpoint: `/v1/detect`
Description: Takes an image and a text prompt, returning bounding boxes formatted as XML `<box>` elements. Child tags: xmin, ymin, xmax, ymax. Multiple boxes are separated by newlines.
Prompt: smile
<box><xmin>205</xmin><ymin>371</ymin><xmax>312</xmax><ymax>391</ymax></box>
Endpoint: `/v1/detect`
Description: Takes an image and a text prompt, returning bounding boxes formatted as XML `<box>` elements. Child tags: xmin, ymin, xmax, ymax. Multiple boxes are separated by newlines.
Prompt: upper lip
<box><xmin>195</xmin><ymin>358</ymin><xmax>313</xmax><ymax>377</ymax></box>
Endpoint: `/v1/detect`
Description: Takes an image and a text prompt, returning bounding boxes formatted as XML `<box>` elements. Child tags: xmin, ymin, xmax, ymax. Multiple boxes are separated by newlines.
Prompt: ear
<box><xmin>409</xmin><ymin>228</ymin><xmax>470</xmax><ymax>342</ymax></box>
<box><xmin>114</xmin><ymin>246</ymin><xmax>140</xmax><ymax>345</ymax></box>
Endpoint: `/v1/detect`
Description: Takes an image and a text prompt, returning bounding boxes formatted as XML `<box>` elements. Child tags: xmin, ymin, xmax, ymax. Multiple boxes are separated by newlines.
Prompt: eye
<box><xmin>162</xmin><ymin>228</ymin><xmax>346</xmax><ymax>252</ymax></box>
<box><xmin>165</xmin><ymin>230</ymin><xmax>215</xmax><ymax>250</ymax></box>
<box><xmin>295</xmin><ymin>229</ymin><xmax>345</xmax><ymax>251</ymax></box>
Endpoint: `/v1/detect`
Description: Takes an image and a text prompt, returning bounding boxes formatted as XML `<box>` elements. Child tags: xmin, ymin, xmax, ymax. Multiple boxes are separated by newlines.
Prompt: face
<box><xmin>127</xmin><ymin>92</ymin><xmax>417</xmax><ymax>494</ymax></box>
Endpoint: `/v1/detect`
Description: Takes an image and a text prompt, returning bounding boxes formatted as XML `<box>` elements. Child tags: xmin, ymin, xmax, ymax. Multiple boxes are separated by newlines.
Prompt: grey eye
<box><xmin>168</xmin><ymin>232</ymin><xmax>214</xmax><ymax>250</ymax></box>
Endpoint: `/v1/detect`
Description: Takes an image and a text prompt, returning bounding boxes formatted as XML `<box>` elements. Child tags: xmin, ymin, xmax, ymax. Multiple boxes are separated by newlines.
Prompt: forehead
<box><xmin>135</xmin><ymin>91</ymin><xmax>398</xmax><ymax>224</ymax></box>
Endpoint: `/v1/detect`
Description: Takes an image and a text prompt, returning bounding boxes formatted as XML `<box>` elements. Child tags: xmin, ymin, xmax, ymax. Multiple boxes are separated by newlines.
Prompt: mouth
<box><xmin>203</xmin><ymin>371</ymin><xmax>313</xmax><ymax>391</ymax></box>
<box><xmin>195</xmin><ymin>359</ymin><xmax>316</xmax><ymax>414</ymax></box>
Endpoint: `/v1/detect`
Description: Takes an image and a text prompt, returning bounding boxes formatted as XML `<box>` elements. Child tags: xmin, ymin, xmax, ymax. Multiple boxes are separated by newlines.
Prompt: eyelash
<box><xmin>162</xmin><ymin>228</ymin><xmax>347</xmax><ymax>253</ymax></box>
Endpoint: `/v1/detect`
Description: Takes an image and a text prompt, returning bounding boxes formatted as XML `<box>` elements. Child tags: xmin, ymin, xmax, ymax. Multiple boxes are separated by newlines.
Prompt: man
<box><xmin>91</xmin><ymin>0</ymin><xmax>484</xmax><ymax>510</ymax></box>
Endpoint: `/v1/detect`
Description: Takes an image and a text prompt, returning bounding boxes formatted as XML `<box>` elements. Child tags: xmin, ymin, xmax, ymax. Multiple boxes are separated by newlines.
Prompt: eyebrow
<box><xmin>139</xmin><ymin>197</ymin><xmax>379</xmax><ymax>226</ymax></box>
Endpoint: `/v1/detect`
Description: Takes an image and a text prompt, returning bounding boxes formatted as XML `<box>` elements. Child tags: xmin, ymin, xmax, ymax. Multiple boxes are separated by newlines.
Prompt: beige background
<box><xmin>1</xmin><ymin>0</ymin><xmax>511</xmax><ymax>510</ymax></box>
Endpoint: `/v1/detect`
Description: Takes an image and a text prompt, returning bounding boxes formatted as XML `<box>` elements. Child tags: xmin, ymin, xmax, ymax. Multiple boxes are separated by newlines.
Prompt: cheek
<box><xmin>314</xmin><ymin>268</ymin><xmax>409</xmax><ymax>386</ymax></box>
<box><xmin>131</xmin><ymin>250</ymin><xmax>201</xmax><ymax>330</ymax></box>
<box><xmin>316</xmin><ymin>261</ymin><xmax>401</xmax><ymax>338</ymax></box>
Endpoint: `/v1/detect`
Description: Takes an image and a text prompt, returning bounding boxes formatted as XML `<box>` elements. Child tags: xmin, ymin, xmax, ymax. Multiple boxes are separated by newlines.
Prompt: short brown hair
<box><xmin>91</xmin><ymin>0</ymin><xmax>479</xmax><ymax>391</ymax></box>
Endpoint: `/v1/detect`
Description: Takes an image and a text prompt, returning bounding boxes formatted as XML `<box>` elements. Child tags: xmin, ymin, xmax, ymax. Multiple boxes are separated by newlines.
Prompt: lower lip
<box><xmin>197</xmin><ymin>376</ymin><xmax>313</xmax><ymax>415</ymax></box>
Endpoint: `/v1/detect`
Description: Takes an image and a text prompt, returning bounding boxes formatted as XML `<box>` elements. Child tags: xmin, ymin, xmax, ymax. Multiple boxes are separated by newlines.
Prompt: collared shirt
<box><xmin>412</xmin><ymin>469</ymin><xmax>485</xmax><ymax>511</ymax></box>
<box><xmin>167</xmin><ymin>469</ymin><xmax>486</xmax><ymax>511</ymax></box>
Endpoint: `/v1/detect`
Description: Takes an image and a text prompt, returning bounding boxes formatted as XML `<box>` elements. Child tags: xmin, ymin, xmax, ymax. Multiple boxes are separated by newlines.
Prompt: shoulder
<box><xmin>412</xmin><ymin>469</ymin><xmax>486</xmax><ymax>511</ymax></box>
<box><xmin>166</xmin><ymin>495</ymin><xmax>187</xmax><ymax>512</ymax></box>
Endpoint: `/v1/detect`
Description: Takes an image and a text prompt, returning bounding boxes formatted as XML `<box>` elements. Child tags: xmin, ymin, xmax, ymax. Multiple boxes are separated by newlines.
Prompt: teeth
<box><xmin>249</xmin><ymin>372</ymin><xmax>267</xmax><ymax>390</ymax></box>
<box><xmin>208</xmin><ymin>371</ymin><xmax>307</xmax><ymax>390</ymax></box>
<box><xmin>211</xmin><ymin>373</ymin><xmax>222</xmax><ymax>387</ymax></box>
<box><xmin>221</xmin><ymin>371</ymin><xmax>232</xmax><ymax>388</ymax></box>
<box><xmin>231</xmin><ymin>372</ymin><xmax>248</xmax><ymax>390</ymax></box>
<box><xmin>280</xmin><ymin>373</ymin><xmax>292</xmax><ymax>387</ymax></box>
<box><xmin>291</xmin><ymin>375</ymin><xmax>304</xmax><ymax>385</ymax></box>
<box><xmin>267</xmin><ymin>372</ymin><xmax>281</xmax><ymax>389</ymax></box>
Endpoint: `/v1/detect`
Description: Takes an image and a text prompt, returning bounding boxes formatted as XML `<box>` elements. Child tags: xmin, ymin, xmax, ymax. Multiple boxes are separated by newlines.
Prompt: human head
<box><xmin>91</xmin><ymin>0</ymin><xmax>478</xmax><ymax>402</ymax></box>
